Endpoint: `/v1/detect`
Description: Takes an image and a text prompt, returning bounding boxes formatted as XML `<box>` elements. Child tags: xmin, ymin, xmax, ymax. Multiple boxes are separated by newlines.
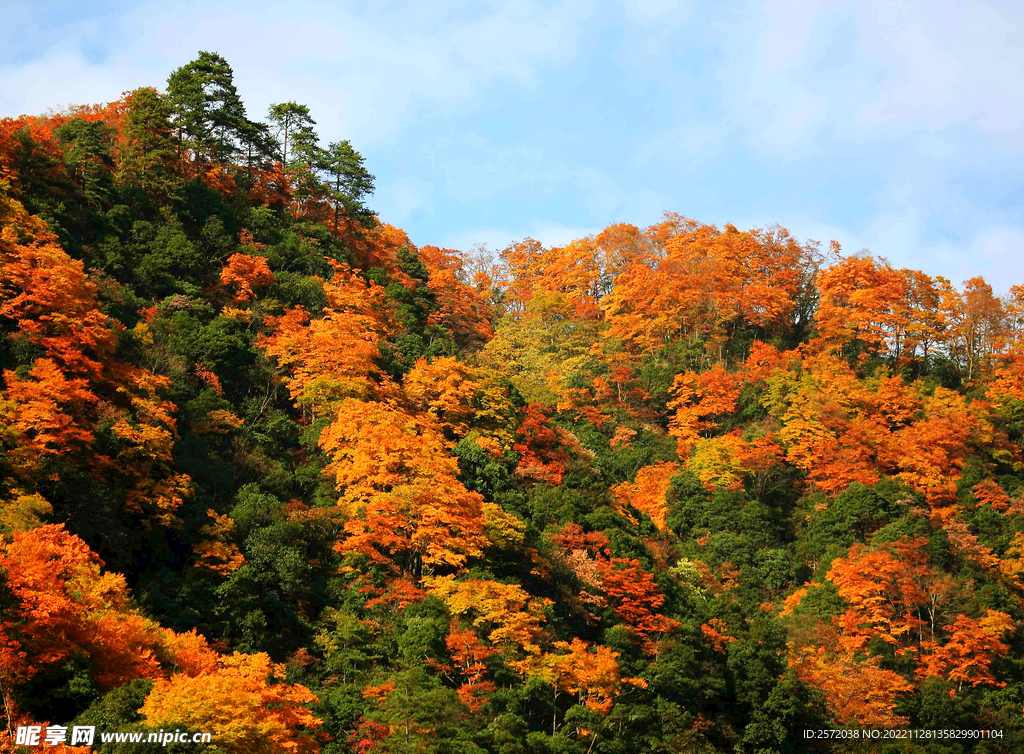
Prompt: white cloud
<box><xmin>529</xmin><ymin>222</ymin><xmax>599</xmax><ymax>247</ymax></box>
<box><xmin>2</xmin><ymin>0</ymin><xmax>1020</xmax><ymax>289</ymax></box>
<box><xmin>732</xmin><ymin>209</ymin><xmax>1024</xmax><ymax>293</ymax></box>
<box><xmin>633</xmin><ymin>122</ymin><xmax>729</xmax><ymax>165</ymax></box>
<box><xmin>723</xmin><ymin>0</ymin><xmax>1024</xmax><ymax>152</ymax></box>
<box><xmin>619</xmin><ymin>0</ymin><xmax>691</xmax><ymax>25</ymax></box>
<box><xmin>1</xmin><ymin>0</ymin><xmax>588</xmax><ymax>146</ymax></box>
<box><xmin>375</xmin><ymin>177</ymin><xmax>436</xmax><ymax>226</ymax></box>
<box><xmin>854</xmin><ymin>1</ymin><xmax>1024</xmax><ymax>140</ymax></box>
<box><xmin>970</xmin><ymin>227</ymin><xmax>1024</xmax><ymax>263</ymax></box>
<box><xmin>437</xmin><ymin>222</ymin><xmax>597</xmax><ymax>252</ymax></box>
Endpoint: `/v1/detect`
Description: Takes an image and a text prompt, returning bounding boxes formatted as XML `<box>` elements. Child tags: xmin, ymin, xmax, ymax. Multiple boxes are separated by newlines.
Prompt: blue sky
<box><xmin>2</xmin><ymin>0</ymin><xmax>1021</xmax><ymax>290</ymax></box>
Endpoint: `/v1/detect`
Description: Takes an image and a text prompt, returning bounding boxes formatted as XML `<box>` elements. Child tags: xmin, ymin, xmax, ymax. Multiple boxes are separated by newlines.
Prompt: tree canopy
<box><xmin>2</xmin><ymin>50</ymin><xmax>1023</xmax><ymax>754</ymax></box>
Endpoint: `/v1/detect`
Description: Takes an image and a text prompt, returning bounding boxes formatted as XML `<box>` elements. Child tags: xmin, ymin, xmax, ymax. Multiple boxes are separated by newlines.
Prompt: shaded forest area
<box><xmin>2</xmin><ymin>51</ymin><xmax>1024</xmax><ymax>753</ymax></box>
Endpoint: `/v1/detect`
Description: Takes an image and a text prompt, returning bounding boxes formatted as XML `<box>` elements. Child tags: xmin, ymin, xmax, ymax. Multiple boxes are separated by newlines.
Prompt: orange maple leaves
<box><xmin>813</xmin><ymin>257</ymin><xmax>1019</xmax><ymax>382</ymax></box>
<box><xmin>602</xmin><ymin>218</ymin><xmax>808</xmax><ymax>358</ymax></box>
<box><xmin>444</xmin><ymin>625</ymin><xmax>498</xmax><ymax>711</ymax></box>
<box><xmin>141</xmin><ymin>652</ymin><xmax>322</xmax><ymax>754</ymax></box>
<box><xmin>668</xmin><ymin>364</ymin><xmax>742</xmax><ymax>457</ymax></box>
<box><xmin>0</xmin><ymin>198</ymin><xmax>116</xmax><ymax>380</ymax></box>
<box><xmin>417</xmin><ymin>245</ymin><xmax>493</xmax><ymax>347</ymax></box>
<box><xmin>597</xmin><ymin>558</ymin><xmax>680</xmax><ymax>649</ymax></box>
<box><xmin>792</xmin><ymin>645</ymin><xmax>914</xmax><ymax>727</ymax></box>
<box><xmin>1</xmin><ymin>191</ymin><xmax>191</xmax><ymax>523</ymax></box>
<box><xmin>403</xmin><ymin>356</ymin><xmax>484</xmax><ymax>438</ymax></box>
<box><xmin>320</xmin><ymin>399</ymin><xmax>485</xmax><ymax>574</ymax></box>
<box><xmin>539</xmin><ymin>638</ymin><xmax>643</xmax><ymax>715</ymax></box>
<box><xmin>259</xmin><ymin>263</ymin><xmax>391</xmax><ymax>414</ymax></box>
<box><xmin>611</xmin><ymin>461</ymin><xmax>678</xmax><ymax>531</ymax></box>
<box><xmin>219</xmin><ymin>252</ymin><xmax>274</xmax><ymax>303</ymax></box>
<box><xmin>423</xmin><ymin>575</ymin><xmax>550</xmax><ymax>658</ymax></box>
<box><xmin>423</xmin><ymin>574</ymin><xmax>644</xmax><ymax>717</ymax></box>
<box><xmin>0</xmin><ymin>524</ymin><xmax>160</xmax><ymax>690</ymax></box>
<box><xmin>789</xmin><ymin>537</ymin><xmax>1015</xmax><ymax>725</ymax></box>
<box><xmin>551</xmin><ymin>523</ymin><xmax>679</xmax><ymax>653</ymax></box>
<box><xmin>0</xmin><ymin>525</ymin><xmax>321</xmax><ymax>753</ymax></box>
<box><xmin>813</xmin><ymin>255</ymin><xmax>922</xmax><ymax>359</ymax></box>
<box><xmin>667</xmin><ymin>340</ymin><xmax>1006</xmax><ymax>510</ymax></box>
<box><xmin>826</xmin><ymin>538</ymin><xmax>933</xmax><ymax>652</ymax></box>
<box><xmin>916</xmin><ymin>610</ymin><xmax>1014</xmax><ymax>690</ymax></box>
<box><xmin>192</xmin><ymin>509</ymin><xmax>246</xmax><ymax>574</ymax></box>
<box><xmin>513</xmin><ymin>404</ymin><xmax>570</xmax><ymax>485</ymax></box>
<box><xmin>2</xmin><ymin>359</ymin><xmax>98</xmax><ymax>461</ymax></box>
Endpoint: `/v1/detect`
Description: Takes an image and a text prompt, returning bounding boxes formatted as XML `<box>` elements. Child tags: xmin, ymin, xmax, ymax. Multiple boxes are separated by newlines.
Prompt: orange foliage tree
<box><xmin>686</xmin><ymin>433</ymin><xmax>783</xmax><ymax>494</ymax></box>
<box><xmin>682</xmin><ymin>342</ymin><xmax>1006</xmax><ymax>505</ymax></box>
<box><xmin>790</xmin><ymin>535</ymin><xmax>1018</xmax><ymax>724</ymax></box>
<box><xmin>0</xmin><ymin>212</ymin><xmax>115</xmax><ymax>380</ymax></box>
<box><xmin>319</xmin><ymin>399</ymin><xmax>485</xmax><ymax>576</ymax></box>
<box><xmin>812</xmin><ymin>256</ymin><xmax>914</xmax><ymax>359</ymax></box>
<box><xmin>537</xmin><ymin>638</ymin><xmax>636</xmax><ymax>715</ymax></box>
<box><xmin>423</xmin><ymin>575</ymin><xmax>551</xmax><ymax>660</ymax></box>
<box><xmin>192</xmin><ymin>509</ymin><xmax>246</xmax><ymax>574</ymax></box>
<box><xmin>825</xmin><ymin>537</ymin><xmax>933</xmax><ymax>652</ymax></box>
<box><xmin>513</xmin><ymin>404</ymin><xmax>570</xmax><ymax>485</ymax></box>
<box><xmin>668</xmin><ymin>365</ymin><xmax>743</xmax><ymax>457</ymax></box>
<box><xmin>0</xmin><ymin>525</ymin><xmax>160</xmax><ymax>693</ymax></box>
<box><xmin>259</xmin><ymin>263</ymin><xmax>392</xmax><ymax>415</ymax></box>
<box><xmin>886</xmin><ymin>387</ymin><xmax>992</xmax><ymax>509</ymax></box>
<box><xmin>791</xmin><ymin>642</ymin><xmax>915</xmax><ymax>727</ymax></box>
<box><xmin>610</xmin><ymin>461</ymin><xmax>678</xmax><ymax>531</ymax></box>
<box><xmin>603</xmin><ymin>218</ymin><xmax>806</xmax><ymax>359</ymax></box>
<box><xmin>402</xmin><ymin>356</ymin><xmax>482</xmax><ymax>438</ymax></box>
<box><xmin>0</xmin><ymin>524</ymin><xmax>310</xmax><ymax>740</ymax></box>
<box><xmin>417</xmin><ymin>245</ymin><xmax>493</xmax><ymax>347</ymax></box>
<box><xmin>917</xmin><ymin>610</ymin><xmax>1014</xmax><ymax>691</ymax></box>
<box><xmin>219</xmin><ymin>251</ymin><xmax>275</xmax><ymax>303</ymax></box>
<box><xmin>549</xmin><ymin>524</ymin><xmax>678</xmax><ymax>654</ymax></box>
<box><xmin>596</xmin><ymin>558</ymin><xmax>679</xmax><ymax>652</ymax></box>
<box><xmin>140</xmin><ymin>652</ymin><xmax>322</xmax><ymax>754</ymax></box>
<box><xmin>443</xmin><ymin>625</ymin><xmax>498</xmax><ymax>712</ymax></box>
<box><xmin>1</xmin><ymin>190</ymin><xmax>192</xmax><ymax>524</ymax></box>
<box><xmin>942</xmin><ymin>276</ymin><xmax>1005</xmax><ymax>382</ymax></box>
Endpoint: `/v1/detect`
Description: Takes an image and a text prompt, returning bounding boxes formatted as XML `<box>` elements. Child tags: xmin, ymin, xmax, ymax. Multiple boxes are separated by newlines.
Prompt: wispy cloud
<box><xmin>3</xmin><ymin>1</ymin><xmax>587</xmax><ymax>143</ymax></box>
<box><xmin>719</xmin><ymin>0</ymin><xmax>1024</xmax><ymax>154</ymax></box>
<box><xmin>439</xmin><ymin>221</ymin><xmax>600</xmax><ymax>252</ymax></box>
<box><xmin>2</xmin><ymin>0</ymin><xmax>1021</xmax><ymax>287</ymax></box>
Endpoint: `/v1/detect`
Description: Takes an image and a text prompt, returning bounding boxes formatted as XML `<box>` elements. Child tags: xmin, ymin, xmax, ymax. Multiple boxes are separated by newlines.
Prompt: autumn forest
<box><xmin>2</xmin><ymin>51</ymin><xmax>1024</xmax><ymax>753</ymax></box>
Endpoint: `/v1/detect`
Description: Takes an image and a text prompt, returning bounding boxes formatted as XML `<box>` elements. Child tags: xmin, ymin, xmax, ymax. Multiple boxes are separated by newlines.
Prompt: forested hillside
<box><xmin>2</xmin><ymin>52</ymin><xmax>1023</xmax><ymax>753</ymax></box>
